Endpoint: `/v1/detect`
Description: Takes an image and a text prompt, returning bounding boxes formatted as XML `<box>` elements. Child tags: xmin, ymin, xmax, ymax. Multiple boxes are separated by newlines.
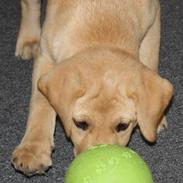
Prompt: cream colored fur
<box><xmin>12</xmin><ymin>0</ymin><xmax>173</xmax><ymax>176</ymax></box>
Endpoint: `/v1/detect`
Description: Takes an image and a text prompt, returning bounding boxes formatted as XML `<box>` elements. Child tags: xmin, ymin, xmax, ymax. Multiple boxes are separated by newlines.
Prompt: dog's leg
<box><xmin>12</xmin><ymin>56</ymin><xmax>56</xmax><ymax>176</ymax></box>
<box><xmin>15</xmin><ymin>0</ymin><xmax>41</xmax><ymax>60</ymax></box>
<box><xmin>139</xmin><ymin>8</ymin><xmax>167</xmax><ymax>133</ymax></box>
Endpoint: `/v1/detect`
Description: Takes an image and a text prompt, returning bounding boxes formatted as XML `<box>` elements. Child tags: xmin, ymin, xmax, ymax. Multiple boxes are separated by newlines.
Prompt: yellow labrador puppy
<box><xmin>12</xmin><ymin>0</ymin><xmax>173</xmax><ymax>176</ymax></box>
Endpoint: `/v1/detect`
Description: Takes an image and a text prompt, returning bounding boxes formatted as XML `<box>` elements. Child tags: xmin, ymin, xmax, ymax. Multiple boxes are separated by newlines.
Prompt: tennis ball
<box><xmin>64</xmin><ymin>144</ymin><xmax>154</xmax><ymax>183</ymax></box>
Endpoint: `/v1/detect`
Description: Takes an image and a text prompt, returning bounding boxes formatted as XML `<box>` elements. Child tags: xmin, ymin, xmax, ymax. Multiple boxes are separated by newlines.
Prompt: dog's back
<box><xmin>42</xmin><ymin>0</ymin><xmax>159</xmax><ymax>61</ymax></box>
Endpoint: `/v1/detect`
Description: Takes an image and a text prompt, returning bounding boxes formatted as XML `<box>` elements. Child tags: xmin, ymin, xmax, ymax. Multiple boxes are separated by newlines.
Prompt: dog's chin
<box><xmin>73</xmin><ymin>148</ymin><xmax>77</xmax><ymax>157</ymax></box>
<box><xmin>73</xmin><ymin>145</ymin><xmax>89</xmax><ymax>156</ymax></box>
<box><xmin>73</xmin><ymin>146</ymin><xmax>82</xmax><ymax>157</ymax></box>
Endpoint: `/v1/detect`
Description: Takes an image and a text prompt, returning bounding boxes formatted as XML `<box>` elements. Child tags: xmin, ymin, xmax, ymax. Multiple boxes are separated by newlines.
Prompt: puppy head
<box><xmin>38</xmin><ymin>48</ymin><xmax>173</xmax><ymax>155</ymax></box>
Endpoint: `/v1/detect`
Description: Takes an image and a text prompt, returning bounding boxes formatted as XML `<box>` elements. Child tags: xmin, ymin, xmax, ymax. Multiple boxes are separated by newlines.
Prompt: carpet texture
<box><xmin>0</xmin><ymin>0</ymin><xmax>183</xmax><ymax>182</ymax></box>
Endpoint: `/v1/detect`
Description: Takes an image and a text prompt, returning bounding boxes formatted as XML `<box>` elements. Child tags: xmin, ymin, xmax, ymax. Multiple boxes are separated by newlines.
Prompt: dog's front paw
<box><xmin>15</xmin><ymin>36</ymin><xmax>40</xmax><ymax>60</ymax></box>
<box><xmin>11</xmin><ymin>143</ymin><xmax>52</xmax><ymax>176</ymax></box>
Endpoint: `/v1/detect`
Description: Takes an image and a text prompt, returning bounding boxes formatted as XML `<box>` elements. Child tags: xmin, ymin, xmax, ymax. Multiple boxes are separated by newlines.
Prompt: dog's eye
<box><xmin>115</xmin><ymin>123</ymin><xmax>129</xmax><ymax>133</ymax></box>
<box><xmin>73</xmin><ymin>119</ymin><xmax>89</xmax><ymax>131</ymax></box>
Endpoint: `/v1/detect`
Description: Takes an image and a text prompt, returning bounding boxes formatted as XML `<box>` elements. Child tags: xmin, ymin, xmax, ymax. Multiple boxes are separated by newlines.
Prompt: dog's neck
<box><xmin>52</xmin><ymin>34</ymin><xmax>140</xmax><ymax>63</ymax></box>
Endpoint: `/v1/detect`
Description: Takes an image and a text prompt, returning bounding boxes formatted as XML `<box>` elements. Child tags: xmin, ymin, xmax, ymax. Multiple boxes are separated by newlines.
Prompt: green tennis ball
<box><xmin>64</xmin><ymin>144</ymin><xmax>154</xmax><ymax>183</ymax></box>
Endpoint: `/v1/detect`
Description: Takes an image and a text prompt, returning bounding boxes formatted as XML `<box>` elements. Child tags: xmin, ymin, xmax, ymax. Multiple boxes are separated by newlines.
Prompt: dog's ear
<box><xmin>128</xmin><ymin>66</ymin><xmax>173</xmax><ymax>142</ymax></box>
<box><xmin>38</xmin><ymin>63</ymin><xmax>85</xmax><ymax>136</ymax></box>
